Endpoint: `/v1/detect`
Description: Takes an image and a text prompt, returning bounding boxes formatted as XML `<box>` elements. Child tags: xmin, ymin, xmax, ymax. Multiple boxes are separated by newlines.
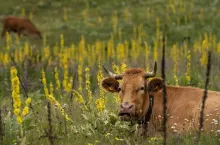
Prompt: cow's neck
<box><xmin>149</xmin><ymin>86</ymin><xmax>180</xmax><ymax>130</ymax></box>
<box><xmin>137</xmin><ymin>94</ymin><xmax>154</xmax><ymax>125</ymax></box>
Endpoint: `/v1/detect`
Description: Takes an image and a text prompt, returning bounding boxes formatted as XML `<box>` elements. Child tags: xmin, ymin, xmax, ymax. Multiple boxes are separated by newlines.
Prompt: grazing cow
<box><xmin>1</xmin><ymin>16</ymin><xmax>42</xmax><ymax>39</ymax></box>
<box><xmin>101</xmin><ymin>62</ymin><xmax>220</xmax><ymax>135</ymax></box>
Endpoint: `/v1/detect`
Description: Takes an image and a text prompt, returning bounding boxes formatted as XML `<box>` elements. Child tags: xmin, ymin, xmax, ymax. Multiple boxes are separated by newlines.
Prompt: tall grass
<box><xmin>0</xmin><ymin>0</ymin><xmax>219</xmax><ymax>144</ymax></box>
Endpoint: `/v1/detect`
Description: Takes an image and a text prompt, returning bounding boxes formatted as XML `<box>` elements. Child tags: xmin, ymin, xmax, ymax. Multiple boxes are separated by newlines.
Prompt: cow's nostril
<box><xmin>120</xmin><ymin>104</ymin><xmax>124</xmax><ymax>108</ymax></box>
<box><xmin>128</xmin><ymin>104</ymin><xmax>133</xmax><ymax>109</ymax></box>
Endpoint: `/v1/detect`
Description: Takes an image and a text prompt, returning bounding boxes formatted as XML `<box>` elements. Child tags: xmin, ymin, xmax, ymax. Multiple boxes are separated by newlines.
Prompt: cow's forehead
<box><xmin>121</xmin><ymin>68</ymin><xmax>146</xmax><ymax>87</ymax></box>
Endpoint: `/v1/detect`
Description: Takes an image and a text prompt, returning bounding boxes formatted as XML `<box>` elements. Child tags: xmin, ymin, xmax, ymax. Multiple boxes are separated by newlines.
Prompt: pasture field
<box><xmin>0</xmin><ymin>0</ymin><xmax>220</xmax><ymax>144</ymax></box>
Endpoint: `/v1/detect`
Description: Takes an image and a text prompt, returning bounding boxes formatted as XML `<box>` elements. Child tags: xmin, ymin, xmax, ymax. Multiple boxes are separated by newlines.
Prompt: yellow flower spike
<box><xmin>49</xmin><ymin>82</ymin><xmax>54</xmax><ymax>96</ymax></box>
<box><xmin>153</xmin><ymin>39</ymin><xmax>158</xmax><ymax>62</ymax></box>
<box><xmin>6</xmin><ymin>32</ymin><xmax>11</xmax><ymax>50</ymax></box>
<box><xmin>97</xmin><ymin>62</ymin><xmax>104</xmax><ymax>87</ymax></box>
<box><xmin>13</xmin><ymin>100</ymin><xmax>21</xmax><ymax>109</ymax></box>
<box><xmin>217</xmin><ymin>42</ymin><xmax>220</xmax><ymax>53</ymax></box>
<box><xmin>112</xmin><ymin>63</ymin><xmax>120</xmax><ymax>74</ymax></box>
<box><xmin>185</xmin><ymin>50</ymin><xmax>191</xmax><ymax>84</ymax></box>
<box><xmin>120</xmin><ymin>63</ymin><xmax>127</xmax><ymax>73</ymax></box>
<box><xmin>22</xmin><ymin>107</ymin><xmax>29</xmax><ymax>116</ymax></box>
<box><xmin>25</xmin><ymin>98</ymin><xmax>31</xmax><ymax>106</ymax></box>
<box><xmin>17</xmin><ymin>116</ymin><xmax>23</xmax><ymax>124</ymax></box>
<box><xmin>67</xmin><ymin>77</ymin><xmax>73</xmax><ymax>92</ymax></box>
<box><xmin>95</xmin><ymin>98</ymin><xmax>105</xmax><ymax>112</ymax></box>
<box><xmin>116</xmin><ymin>43</ymin><xmax>125</xmax><ymax>60</ymax></box>
<box><xmin>73</xmin><ymin>90</ymin><xmax>87</xmax><ymax>111</ymax></box>
<box><xmin>171</xmin><ymin>44</ymin><xmax>179</xmax><ymax>85</ymax></box>
<box><xmin>77</xmin><ymin>65</ymin><xmax>83</xmax><ymax>93</ymax></box>
<box><xmin>24</xmin><ymin>42</ymin><xmax>29</xmax><ymax>56</ymax></box>
<box><xmin>46</xmin><ymin>95</ymin><xmax>71</xmax><ymax>121</ymax></box>
<box><xmin>41</xmin><ymin>69</ymin><xmax>49</xmax><ymax>98</ymax></box>
<box><xmin>14</xmin><ymin>109</ymin><xmax>20</xmax><ymax>116</ymax></box>
<box><xmin>60</xmin><ymin>34</ymin><xmax>64</xmax><ymax>49</ymax></box>
<box><xmin>54</xmin><ymin>67</ymin><xmax>61</xmax><ymax>91</ymax></box>
<box><xmin>21</xmin><ymin>8</ymin><xmax>26</xmax><ymax>16</ymax></box>
<box><xmin>63</xmin><ymin>64</ymin><xmax>69</xmax><ymax>92</ymax></box>
<box><xmin>85</xmin><ymin>67</ymin><xmax>92</xmax><ymax>104</ymax></box>
<box><xmin>10</xmin><ymin>66</ymin><xmax>26</xmax><ymax>125</ymax></box>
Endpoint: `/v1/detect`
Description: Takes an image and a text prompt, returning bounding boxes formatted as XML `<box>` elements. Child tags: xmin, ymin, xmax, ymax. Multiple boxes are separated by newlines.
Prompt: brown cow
<box><xmin>101</xmin><ymin>62</ymin><xmax>220</xmax><ymax>136</ymax></box>
<box><xmin>1</xmin><ymin>16</ymin><xmax>42</xmax><ymax>39</ymax></box>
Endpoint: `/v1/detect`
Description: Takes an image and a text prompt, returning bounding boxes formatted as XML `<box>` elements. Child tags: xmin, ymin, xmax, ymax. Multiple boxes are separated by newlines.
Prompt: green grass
<box><xmin>1</xmin><ymin>0</ymin><xmax>220</xmax><ymax>45</ymax></box>
<box><xmin>0</xmin><ymin>0</ymin><xmax>220</xmax><ymax>145</ymax></box>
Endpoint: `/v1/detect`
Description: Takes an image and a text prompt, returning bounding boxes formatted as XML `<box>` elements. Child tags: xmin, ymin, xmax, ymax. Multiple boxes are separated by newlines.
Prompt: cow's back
<box><xmin>3</xmin><ymin>16</ymin><xmax>24</xmax><ymax>31</ymax></box>
<box><xmin>153</xmin><ymin>86</ymin><xmax>220</xmax><ymax>133</ymax></box>
<box><xmin>2</xmin><ymin>16</ymin><xmax>41</xmax><ymax>38</ymax></box>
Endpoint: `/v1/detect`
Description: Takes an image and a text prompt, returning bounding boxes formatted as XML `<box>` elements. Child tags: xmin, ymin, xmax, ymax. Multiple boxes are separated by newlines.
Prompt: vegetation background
<box><xmin>0</xmin><ymin>0</ymin><xmax>219</xmax><ymax>144</ymax></box>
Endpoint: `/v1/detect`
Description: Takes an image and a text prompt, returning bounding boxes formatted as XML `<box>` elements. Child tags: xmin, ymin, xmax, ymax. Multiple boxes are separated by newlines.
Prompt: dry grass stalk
<box><xmin>161</xmin><ymin>35</ymin><xmax>167</xmax><ymax>145</ymax></box>
<box><xmin>196</xmin><ymin>51</ymin><xmax>212</xmax><ymax>144</ymax></box>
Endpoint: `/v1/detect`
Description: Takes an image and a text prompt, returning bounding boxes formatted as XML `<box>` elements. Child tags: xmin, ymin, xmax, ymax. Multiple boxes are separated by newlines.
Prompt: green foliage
<box><xmin>0</xmin><ymin>0</ymin><xmax>220</xmax><ymax>144</ymax></box>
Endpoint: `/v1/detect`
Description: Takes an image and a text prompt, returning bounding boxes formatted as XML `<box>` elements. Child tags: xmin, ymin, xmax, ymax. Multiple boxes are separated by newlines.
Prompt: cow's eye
<box><xmin>118</xmin><ymin>87</ymin><xmax>123</xmax><ymax>92</ymax></box>
<box><xmin>139</xmin><ymin>87</ymin><xmax>145</xmax><ymax>91</ymax></box>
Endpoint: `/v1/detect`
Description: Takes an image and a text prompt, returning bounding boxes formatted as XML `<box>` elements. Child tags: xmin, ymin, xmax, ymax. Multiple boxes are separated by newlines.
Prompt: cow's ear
<box><xmin>101</xmin><ymin>77</ymin><xmax>120</xmax><ymax>93</ymax></box>
<box><xmin>147</xmin><ymin>78</ymin><xmax>164</xmax><ymax>95</ymax></box>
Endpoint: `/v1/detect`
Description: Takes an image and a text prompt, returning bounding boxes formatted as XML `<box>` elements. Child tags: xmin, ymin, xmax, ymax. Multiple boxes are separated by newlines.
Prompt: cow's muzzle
<box><xmin>118</xmin><ymin>102</ymin><xmax>134</xmax><ymax>121</ymax></box>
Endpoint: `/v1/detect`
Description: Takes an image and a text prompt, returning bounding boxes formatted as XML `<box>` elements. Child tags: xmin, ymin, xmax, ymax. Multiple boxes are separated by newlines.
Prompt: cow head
<box><xmin>101</xmin><ymin>62</ymin><xmax>163</xmax><ymax>121</ymax></box>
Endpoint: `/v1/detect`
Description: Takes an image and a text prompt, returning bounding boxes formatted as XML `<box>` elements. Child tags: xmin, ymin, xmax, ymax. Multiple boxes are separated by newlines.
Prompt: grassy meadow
<box><xmin>0</xmin><ymin>0</ymin><xmax>220</xmax><ymax>144</ymax></box>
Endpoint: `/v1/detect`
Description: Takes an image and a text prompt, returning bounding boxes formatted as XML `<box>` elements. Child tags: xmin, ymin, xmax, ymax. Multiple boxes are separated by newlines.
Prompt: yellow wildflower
<box><xmin>95</xmin><ymin>98</ymin><xmax>105</xmax><ymax>112</ymax></box>
<box><xmin>85</xmin><ymin>67</ymin><xmax>92</xmax><ymax>103</ymax></box>
<box><xmin>25</xmin><ymin>98</ymin><xmax>31</xmax><ymax>106</ymax></box>
<box><xmin>22</xmin><ymin>107</ymin><xmax>29</xmax><ymax>116</ymax></box>
<box><xmin>13</xmin><ymin>109</ymin><xmax>20</xmax><ymax>116</ymax></box>
<box><xmin>17</xmin><ymin>116</ymin><xmax>23</xmax><ymax>124</ymax></box>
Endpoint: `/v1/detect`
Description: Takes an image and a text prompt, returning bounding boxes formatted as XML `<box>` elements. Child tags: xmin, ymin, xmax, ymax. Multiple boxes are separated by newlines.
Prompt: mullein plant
<box><xmin>41</xmin><ymin>69</ymin><xmax>71</xmax><ymax>121</ymax></box>
<box><xmin>144</xmin><ymin>41</ymin><xmax>150</xmax><ymax>71</ymax></box>
<box><xmin>95</xmin><ymin>62</ymin><xmax>105</xmax><ymax>112</ymax></box>
<box><xmin>21</xmin><ymin>8</ymin><xmax>25</xmax><ymax>17</ymax></box>
<box><xmin>62</xmin><ymin>63</ymin><xmax>69</xmax><ymax>92</ymax></box>
<box><xmin>79</xmin><ymin>36</ymin><xmax>86</xmax><ymax>64</ymax></box>
<box><xmin>10</xmin><ymin>66</ymin><xmax>31</xmax><ymax>138</ymax></box>
<box><xmin>60</xmin><ymin>34</ymin><xmax>65</xmax><ymax>50</ymax></box>
<box><xmin>217</xmin><ymin>41</ymin><xmax>220</xmax><ymax>53</ymax></box>
<box><xmin>73</xmin><ymin>90</ymin><xmax>87</xmax><ymax>111</ymax></box>
<box><xmin>77</xmin><ymin>65</ymin><xmax>83</xmax><ymax>93</ymax></box>
<box><xmin>171</xmin><ymin>44</ymin><xmax>179</xmax><ymax>85</ymax></box>
<box><xmin>200</xmin><ymin>39</ymin><xmax>208</xmax><ymax>67</ymax></box>
<box><xmin>0</xmin><ymin>53</ymin><xmax>9</xmax><ymax>66</ymax></box>
<box><xmin>85</xmin><ymin>67</ymin><xmax>92</xmax><ymax>104</ymax></box>
<box><xmin>6</xmin><ymin>32</ymin><xmax>11</xmax><ymax>50</ymax></box>
<box><xmin>24</xmin><ymin>42</ymin><xmax>31</xmax><ymax>58</ymax></box>
<box><xmin>107</xmin><ymin>34</ymin><xmax>115</xmax><ymax>60</ymax></box>
<box><xmin>54</xmin><ymin>67</ymin><xmax>61</xmax><ymax>92</ymax></box>
<box><xmin>112</xmin><ymin>63</ymin><xmax>121</xmax><ymax>104</ymax></box>
<box><xmin>116</xmin><ymin>43</ymin><xmax>125</xmax><ymax>61</ymax></box>
<box><xmin>185</xmin><ymin>50</ymin><xmax>191</xmax><ymax>84</ymax></box>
